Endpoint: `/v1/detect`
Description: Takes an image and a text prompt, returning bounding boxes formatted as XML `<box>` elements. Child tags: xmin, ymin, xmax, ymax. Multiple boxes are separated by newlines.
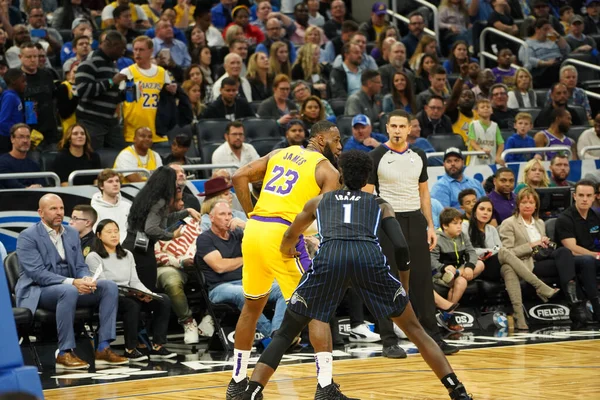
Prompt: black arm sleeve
<box><xmin>381</xmin><ymin>216</ymin><xmax>411</xmax><ymax>271</ymax></box>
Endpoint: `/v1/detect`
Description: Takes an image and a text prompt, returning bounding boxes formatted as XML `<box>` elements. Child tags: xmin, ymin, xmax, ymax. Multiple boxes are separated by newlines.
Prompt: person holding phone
<box><xmin>86</xmin><ymin>219</ymin><xmax>176</xmax><ymax>361</ymax></box>
<box><xmin>257</xmin><ymin>74</ymin><xmax>299</xmax><ymax>130</ymax></box>
<box><xmin>27</xmin><ymin>7</ymin><xmax>63</xmax><ymax>56</ymax></box>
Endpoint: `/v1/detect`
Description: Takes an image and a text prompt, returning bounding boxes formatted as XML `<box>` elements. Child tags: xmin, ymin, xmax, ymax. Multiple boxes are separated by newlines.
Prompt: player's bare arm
<box><xmin>280</xmin><ymin>195</ymin><xmax>322</xmax><ymax>257</ymax></box>
<box><xmin>315</xmin><ymin>160</ymin><xmax>341</xmax><ymax>194</ymax></box>
<box><xmin>232</xmin><ymin>150</ymin><xmax>283</xmax><ymax>215</ymax></box>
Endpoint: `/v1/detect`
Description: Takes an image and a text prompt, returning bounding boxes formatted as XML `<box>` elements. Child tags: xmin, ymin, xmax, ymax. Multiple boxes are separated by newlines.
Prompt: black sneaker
<box><xmin>227</xmin><ymin>377</ymin><xmax>264</xmax><ymax>400</ymax></box>
<box><xmin>382</xmin><ymin>344</ymin><xmax>407</xmax><ymax>359</ymax></box>
<box><xmin>449</xmin><ymin>384</ymin><xmax>473</xmax><ymax>399</ymax></box>
<box><xmin>149</xmin><ymin>346</ymin><xmax>177</xmax><ymax>359</ymax></box>
<box><xmin>314</xmin><ymin>382</ymin><xmax>358</xmax><ymax>400</ymax></box>
<box><xmin>124</xmin><ymin>348</ymin><xmax>148</xmax><ymax>361</ymax></box>
<box><xmin>437</xmin><ymin>339</ymin><xmax>460</xmax><ymax>355</ymax></box>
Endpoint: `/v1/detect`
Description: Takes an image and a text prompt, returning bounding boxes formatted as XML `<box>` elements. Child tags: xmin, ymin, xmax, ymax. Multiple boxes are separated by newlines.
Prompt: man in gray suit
<box><xmin>15</xmin><ymin>194</ymin><xmax>127</xmax><ymax>369</ymax></box>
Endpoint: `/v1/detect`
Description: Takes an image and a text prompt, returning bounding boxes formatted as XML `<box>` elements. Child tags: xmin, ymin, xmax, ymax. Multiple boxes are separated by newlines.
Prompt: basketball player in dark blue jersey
<box><xmin>242</xmin><ymin>151</ymin><xmax>473</xmax><ymax>400</ymax></box>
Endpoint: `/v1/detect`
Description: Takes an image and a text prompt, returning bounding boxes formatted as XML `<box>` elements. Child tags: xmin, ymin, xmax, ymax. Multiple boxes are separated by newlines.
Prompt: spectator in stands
<box><xmin>291</xmin><ymin>44</ymin><xmax>327</xmax><ymax>98</ymax></box>
<box><xmin>195</xmin><ymin>45</ymin><xmax>214</xmax><ymax>86</ymax></box>
<box><xmin>54</xmin><ymin>124</ymin><xmax>101</xmax><ymax>186</ymax></box>
<box><xmin>486</xmin><ymin>0</ymin><xmax>519</xmax><ymax>52</ymax></box>
<box><xmin>416</xmin><ymin>66</ymin><xmax>450</xmax><ymax>111</ymax></box>
<box><xmin>443</xmin><ymin>41</ymin><xmax>476</xmax><ymax>75</ymax></box>
<box><xmin>193</xmin><ymin>4</ymin><xmax>225</xmax><ymax>47</ymax></box>
<box><xmin>172</xmin><ymin>0</ymin><xmax>193</xmax><ymax>29</ymax></box>
<box><xmin>60</xmin><ymin>19</ymin><xmax>95</xmax><ymax>67</ymax></box>
<box><xmin>182</xmin><ymin>79</ymin><xmax>204</xmax><ymax>121</ymax></box>
<box><xmin>196</xmin><ymin>200</ymin><xmax>286</xmax><ymax>341</ymax></box>
<box><xmin>468</xmin><ymin>98</ymin><xmax>505</xmax><ymax>166</ymax></box>
<box><xmin>5</xmin><ymin>25</ymin><xmax>30</xmax><ymax>68</ymax></box>
<box><xmin>439</xmin><ymin>0</ymin><xmax>472</xmax><ymax>51</ymax></box>
<box><xmin>304</xmin><ymin>25</ymin><xmax>327</xmax><ymax>48</ymax></box>
<box><xmin>211</xmin><ymin>0</ymin><xmax>235</xmax><ymax>30</ymax></box>
<box><xmin>544</xmin><ymin>66</ymin><xmax>592</xmax><ymax>121</ymax></box>
<box><xmin>255</xmin><ymin>17</ymin><xmax>296</xmax><ymax>64</ymax></box>
<box><xmin>203</xmin><ymin>77</ymin><xmax>255</xmax><ymax>121</ymax></box>
<box><xmin>488</xmin><ymin>167</ymin><xmax>516</xmax><ymax>224</ymax></box>
<box><xmin>382</xmin><ymin>71</ymin><xmax>416</xmax><ymax>114</ymax></box>
<box><xmin>409</xmin><ymin>35</ymin><xmax>438</xmax><ymax>72</ymax></box>
<box><xmin>555</xmin><ymin>179</ymin><xmax>600</xmax><ymax>322</ymax></box>
<box><xmin>139</xmin><ymin>0</ymin><xmax>162</xmax><ymax>26</ymax></box>
<box><xmin>222</xmin><ymin>5</ymin><xmax>264</xmax><ymax>47</ymax></box>
<box><xmin>585</xmin><ymin>0</ymin><xmax>600</xmax><ymax>35</ymax></box>
<box><xmin>415</xmin><ymin>54</ymin><xmax>439</xmax><ymax>95</ymax></box>
<box><xmin>344</xmin><ymin>70</ymin><xmax>383</xmax><ymax>123</ymax></box>
<box><xmin>332</xmin><ymin>32</ymin><xmax>378</xmax><ymax>71</ymax></box>
<box><xmin>358</xmin><ymin>2</ymin><xmax>388</xmax><ymax>43</ymax></box>
<box><xmin>520</xmin><ymin>18</ymin><xmax>570</xmax><ymax>88</ymax></box>
<box><xmin>102</xmin><ymin>0</ymin><xmax>149</xmax><ymax>30</ymax></box>
<box><xmin>504</xmin><ymin>112</ymin><xmax>538</xmax><ymax>163</ymax></box>
<box><xmin>370</xmin><ymin>35</ymin><xmax>395</xmax><ymax>68</ymax></box>
<box><xmin>211</xmin><ymin>121</ymin><xmax>260</xmax><ymax>176</ymax></box>
<box><xmin>268</xmin><ymin>41</ymin><xmax>292</xmax><ymax>78</ymax></box>
<box><xmin>215</xmin><ymin>39</ymin><xmax>249</xmax><ymax>78</ymax></box>
<box><xmin>490</xmin><ymin>83</ymin><xmax>518</xmax><ymax>130</ymax></box>
<box><xmin>0</xmin><ymin>124</ymin><xmax>44</xmax><ymax>189</ymax></box>
<box><xmin>144</xmin><ymin>9</ymin><xmax>188</xmax><ymax>43</ymax></box>
<box><xmin>114</xmin><ymin>127</ymin><xmax>163</xmax><ymax>183</ymax></box>
<box><xmin>273</xmin><ymin>119</ymin><xmax>307</xmax><ymax>149</ymax></box>
<box><xmin>212</xmin><ymin>53</ymin><xmax>253</xmax><ymax>102</ymax></box>
<box><xmin>87</xmin><ymin>218</ymin><xmax>176</xmax><ymax>360</ymax></box>
<box><xmin>111</xmin><ymin>5</ymin><xmax>138</xmax><ymax>47</ymax></box>
<box><xmin>548</xmin><ymin>153</ymin><xmax>574</xmax><ymax>187</ymax></box>
<box><xmin>62</xmin><ymin>35</ymin><xmax>90</xmax><ymax>76</ymax></box>
<box><xmin>431</xmin><ymin>147</ymin><xmax>486</xmax><ymax>208</ymax></box>
<box><xmin>445</xmin><ymin>67</ymin><xmax>475</xmax><ymax>144</ymax></box>
<box><xmin>291</xmin><ymin>80</ymin><xmax>335</xmax><ymax>120</ymax></box>
<box><xmin>379</xmin><ymin>42</ymin><xmax>415</xmax><ymax>96</ymax></box>
<box><xmin>407</xmin><ymin>118</ymin><xmax>439</xmax><ymax>163</ymax></box>
<box><xmin>257</xmin><ymin>74</ymin><xmax>298</xmax><ymax>125</ymax></box>
<box><xmin>152</xmin><ymin>20</ymin><xmax>191</xmax><ymax>68</ymax></box>
<box><xmin>491</xmin><ymin>48</ymin><xmax>517</xmax><ymax>89</ymax></box>
<box><xmin>69</xmin><ymin>204</ymin><xmax>97</xmax><ymax>255</ymax></box>
<box><xmin>187</xmin><ymin>25</ymin><xmax>206</xmax><ymax>58</ymax></box>
<box><xmin>76</xmin><ymin>31</ymin><xmax>127</xmax><ymax>150</ymax></box>
<box><xmin>35</xmin><ymin>42</ymin><xmax>59</xmax><ymax>81</ymax></box>
<box><xmin>91</xmin><ymin>169</ymin><xmax>132</xmax><ymax>243</ymax></box>
<box><xmin>472</xmin><ymin>69</ymin><xmax>495</xmax><ymax>101</ymax></box>
<box><xmin>323</xmin><ymin>0</ymin><xmax>345</xmax><ymax>40</ymax></box>
<box><xmin>26</xmin><ymin>7</ymin><xmax>63</xmax><ymax>57</ymax></box>
<box><xmin>168</xmin><ymin>162</ymin><xmax>200</xmax><ymax>211</ymax></box>
<box><xmin>185</xmin><ymin>64</ymin><xmax>210</xmax><ymax>103</ymax></box>
<box><xmin>578</xmin><ymin>113</ymin><xmax>600</xmax><ymax>159</ymax></box>
<box><xmin>514</xmin><ymin>158</ymin><xmax>550</xmax><ymax>193</ymax></box>
<box><xmin>251</xmin><ymin>0</ymin><xmax>295</xmax><ymax>36</ymax></box>
<box><xmin>246</xmin><ymin>52</ymin><xmax>273</xmax><ymax>101</ymax></box>
<box><xmin>567</xmin><ymin>14</ymin><xmax>597</xmax><ymax>54</ymax></box>
<box><xmin>321</xmin><ymin>20</ymin><xmax>358</xmax><ymax>63</ymax></box>
<box><xmin>19</xmin><ymin>42</ymin><xmax>58</xmax><ymax>147</ymax></box>
<box><xmin>300</xmin><ymin>95</ymin><xmax>326</xmax><ymax>131</ymax></box>
<box><xmin>467</xmin><ymin>195</ymin><xmax>558</xmax><ymax>330</ymax></box>
<box><xmin>343</xmin><ymin>114</ymin><xmax>386</xmax><ymax>152</ymax></box>
<box><xmin>458</xmin><ymin>188</ymin><xmax>477</xmax><ymax>219</ymax></box>
<box><xmin>416</xmin><ymin>95</ymin><xmax>454</xmax><ymax>138</ymax></box>
<box><xmin>199</xmin><ymin>176</ymin><xmax>247</xmax><ymax>231</ymax></box>
<box><xmin>558</xmin><ymin>5</ymin><xmax>574</xmax><ymax>34</ymax></box>
<box><xmin>330</xmin><ymin>42</ymin><xmax>363</xmax><ymax>98</ymax></box>
<box><xmin>16</xmin><ymin>194</ymin><xmax>127</xmax><ymax>369</ymax></box>
<box><xmin>163</xmin><ymin>134</ymin><xmax>193</xmax><ymax>165</ymax></box>
<box><xmin>534</xmin><ymin>108</ymin><xmax>577</xmax><ymax>160</ymax></box>
<box><xmin>507</xmin><ymin>67</ymin><xmax>538</xmax><ymax>109</ymax></box>
<box><xmin>0</xmin><ymin>68</ymin><xmax>25</xmax><ymax>153</ymax></box>
<box><xmin>52</xmin><ymin>1</ymin><xmax>97</xmax><ymax>31</ymax></box>
<box><xmin>288</xmin><ymin>2</ymin><xmax>314</xmax><ymax>46</ymax></box>
<box><xmin>401</xmin><ymin>11</ymin><xmax>426</xmax><ymax>59</ymax></box>
<box><xmin>306</xmin><ymin>0</ymin><xmax>325</xmax><ymax>27</ymax></box>
<box><xmin>499</xmin><ymin>186</ymin><xmax>589</xmax><ymax>326</ymax></box>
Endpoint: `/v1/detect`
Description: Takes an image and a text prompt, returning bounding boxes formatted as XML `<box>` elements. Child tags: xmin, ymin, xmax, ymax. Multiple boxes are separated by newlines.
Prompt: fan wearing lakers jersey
<box><xmin>120</xmin><ymin>36</ymin><xmax>177</xmax><ymax>144</ymax></box>
<box><xmin>225</xmin><ymin>121</ymin><xmax>344</xmax><ymax>400</ymax></box>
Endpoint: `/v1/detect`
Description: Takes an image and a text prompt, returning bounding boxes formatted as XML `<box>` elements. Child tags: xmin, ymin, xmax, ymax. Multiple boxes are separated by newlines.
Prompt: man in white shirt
<box><xmin>91</xmin><ymin>169</ymin><xmax>132</xmax><ymax>243</ymax></box>
<box><xmin>212</xmin><ymin>53</ymin><xmax>253</xmax><ymax>102</ymax></box>
<box><xmin>113</xmin><ymin>127</ymin><xmax>163</xmax><ymax>183</ymax></box>
<box><xmin>211</xmin><ymin>121</ymin><xmax>259</xmax><ymax>175</ymax></box>
<box><xmin>578</xmin><ymin>114</ymin><xmax>600</xmax><ymax>159</ymax></box>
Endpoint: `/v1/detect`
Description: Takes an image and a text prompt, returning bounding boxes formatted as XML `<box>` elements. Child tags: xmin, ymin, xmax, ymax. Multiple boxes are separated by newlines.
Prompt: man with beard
<box><xmin>416</xmin><ymin>95</ymin><xmax>454</xmax><ymax>138</ymax></box>
<box><xmin>379</xmin><ymin>41</ymin><xmax>415</xmax><ymax>96</ymax></box>
<box><xmin>445</xmin><ymin>64</ymin><xmax>476</xmax><ymax>144</ymax></box>
<box><xmin>330</xmin><ymin>42</ymin><xmax>363</xmax><ymax>98</ymax></box>
<box><xmin>490</xmin><ymin>83</ymin><xmax>518</xmax><ymax>130</ymax></box>
<box><xmin>488</xmin><ymin>167</ymin><xmax>516</xmax><ymax>225</ymax></box>
<box><xmin>535</xmin><ymin>82</ymin><xmax>582</xmax><ymax>127</ymax></box>
<box><xmin>534</xmin><ymin>107</ymin><xmax>578</xmax><ymax>160</ymax></box>
<box><xmin>272</xmin><ymin>120</ymin><xmax>308</xmax><ymax>149</ymax></box>
<box><xmin>549</xmin><ymin>153</ymin><xmax>575</xmax><ymax>187</ymax></box>
<box><xmin>211</xmin><ymin>120</ymin><xmax>259</xmax><ymax>176</ymax></box>
<box><xmin>255</xmin><ymin>17</ymin><xmax>297</xmax><ymax>64</ymax></box>
<box><xmin>225</xmin><ymin>120</ymin><xmax>345</xmax><ymax>399</ymax></box>
<box><xmin>430</xmin><ymin>147</ymin><xmax>485</xmax><ymax>209</ymax></box>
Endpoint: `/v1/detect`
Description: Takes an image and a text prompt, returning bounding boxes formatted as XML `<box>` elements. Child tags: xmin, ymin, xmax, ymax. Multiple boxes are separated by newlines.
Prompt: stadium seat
<box><xmin>500</xmin><ymin>129</ymin><xmax>513</xmax><ymax>142</ymax></box>
<box><xmin>242</xmin><ymin>118</ymin><xmax>280</xmax><ymax>140</ymax></box>
<box><xmin>545</xmin><ymin>218</ymin><xmax>557</xmax><ymax>241</ymax></box>
<box><xmin>39</xmin><ymin>151</ymin><xmax>58</xmax><ymax>172</ymax></box>
<box><xmin>329</xmin><ymin>98</ymin><xmax>347</xmax><ymax>117</ymax></box>
<box><xmin>565</xmin><ymin>53</ymin><xmax>600</xmax><ymax>82</ymax></box>
<box><xmin>96</xmin><ymin>148</ymin><xmax>120</xmax><ymax>169</ymax></box>
<box><xmin>570</xmin><ymin>105</ymin><xmax>589</xmax><ymax>126</ymax></box>
<box><xmin>210</xmin><ymin>46</ymin><xmax>229</xmax><ymax>67</ymax></box>
<box><xmin>58</xmin><ymin>30</ymin><xmax>73</xmax><ymax>43</ymax></box>
<box><xmin>200</xmin><ymin>142</ymin><xmax>223</xmax><ymax>164</ymax></box>
<box><xmin>567</xmin><ymin>126</ymin><xmax>589</xmax><ymax>143</ymax></box>
<box><xmin>336</xmin><ymin>115</ymin><xmax>354</xmax><ymax>138</ymax></box>
<box><xmin>521</xmin><ymin>108</ymin><xmax>541</xmax><ymax>125</ymax></box>
<box><xmin>534</xmin><ymin>90</ymin><xmax>547</xmax><ymax>107</ymax></box>
<box><xmin>196</xmin><ymin>119</ymin><xmax>230</xmax><ymax>144</ymax></box>
<box><xmin>428</xmin><ymin>134</ymin><xmax>467</xmax><ymax>152</ymax></box>
<box><xmin>379</xmin><ymin>114</ymin><xmax>388</xmax><ymax>135</ymax></box>
<box><xmin>249</xmin><ymin>101</ymin><xmax>262</xmax><ymax>115</ymax></box>
<box><xmin>249</xmin><ymin>138</ymin><xmax>281</xmax><ymax>156</ymax></box>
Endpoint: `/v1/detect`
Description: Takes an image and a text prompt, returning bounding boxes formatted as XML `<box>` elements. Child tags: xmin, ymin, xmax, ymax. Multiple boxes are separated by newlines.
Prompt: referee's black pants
<box><xmin>378</xmin><ymin>210</ymin><xmax>441</xmax><ymax>346</ymax></box>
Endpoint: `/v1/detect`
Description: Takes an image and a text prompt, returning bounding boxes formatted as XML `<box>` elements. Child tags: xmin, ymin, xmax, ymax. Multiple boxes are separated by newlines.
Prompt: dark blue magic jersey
<box><xmin>316</xmin><ymin>190</ymin><xmax>382</xmax><ymax>244</ymax></box>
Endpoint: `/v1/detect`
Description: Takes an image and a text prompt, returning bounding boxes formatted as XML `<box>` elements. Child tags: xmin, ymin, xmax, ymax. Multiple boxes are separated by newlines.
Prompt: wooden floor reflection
<box><xmin>43</xmin><ymin>340</ymin><xmax>600</xmax><ymax>400</ymax></box>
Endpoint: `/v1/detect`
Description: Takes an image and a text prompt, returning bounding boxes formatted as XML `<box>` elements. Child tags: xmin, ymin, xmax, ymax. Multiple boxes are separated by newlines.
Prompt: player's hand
<box><xmin>427</xmin><ymin>228</ymin><xmax>437</xmax><ymax>251</ymax></box>
<box><xmin>280</xmin><ymin>243</ymin><xmax>300</xmax><ymax>258</ymax></box>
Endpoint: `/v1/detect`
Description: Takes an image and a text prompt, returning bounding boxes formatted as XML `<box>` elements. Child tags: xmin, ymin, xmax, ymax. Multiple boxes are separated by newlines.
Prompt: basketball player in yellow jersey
<box><xmin>226</xmin><ymin>121</ymin><xmax>347</xmax><ymax>400</ymax></box>
<box><xmin>120</xmin><ymin>36</ymin><xmax>176</xmax><ymax>144</ymax></box>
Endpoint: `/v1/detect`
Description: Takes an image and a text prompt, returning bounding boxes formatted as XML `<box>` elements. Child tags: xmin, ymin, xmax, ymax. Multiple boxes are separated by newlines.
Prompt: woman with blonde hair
<box><xmin>409</xmin><ymin>35</ymin><xmax>438</xmax><ymax>71</ymax></box>
<box><xmin>514</xmin><ymin>158</ymin><xmax>549</xmax><ymax>194</ymax></box>
<box><xmin>246</xmin><ymin>52</ymin><xmax>274</xmax><ymax>101</ymax></box>
<box><xmin>181</xmin><ymin>80</ymin><xmax>204</xmax><ymax>121</ymax></box>
<box><xmin>224</xmin><ymin>24</ymin><xmax>245</xmax><ymax>47</ymax></box>
<box><xmin>291</xmin><ymin>43</ymin><xmax>327</xmax><ymax>96</ymax></box>
<box><xmin>507</xmin><ymin>68</ymin><xmax>538</xmax><ymax>109</ymax></box>
<box><xmin>55</xmin><ymin>124</ymin><xmax>101</xmax><ymax>186</ymax></box>
<box><xmin>269</xmin><ymin>41</ymin><xmax>292</xmax><ymax>78</ymax></box>
<box><xmin>304</xmin><ymin>25</ymin><xmax>326</xmax><ymax>46</ymax></box>
<box><xmin>199</xmin><ymin>177</ymin><xmax>247</xmax><ymax>231</ymax></box>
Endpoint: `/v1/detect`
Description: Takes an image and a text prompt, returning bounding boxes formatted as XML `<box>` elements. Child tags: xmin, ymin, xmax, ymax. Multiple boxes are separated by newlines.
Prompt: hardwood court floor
<box><xmin>44</xmin><ymin>339</ymin><xmax>600</xmax><ymax>400</ymax></box>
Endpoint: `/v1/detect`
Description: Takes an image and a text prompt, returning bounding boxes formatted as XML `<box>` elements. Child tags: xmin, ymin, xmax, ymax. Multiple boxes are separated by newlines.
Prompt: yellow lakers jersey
<box><xmin>250</xmin><ymin>146</ymin><xmax>326</xmax><ymax>223</ymax></box>
<box><xmin>123</xmin><ymin>65</ymin><xmax>167</xmax><ymax>143</ymax></box>
<box><xmin>60</xmin><ymin>81</ymin><xmax>76</xmax><ymax>136</ymax></box>
<box><xmin>452</xmin><ymin>110</ymin><xmax>478</xmax><ymax>144</ymax></box>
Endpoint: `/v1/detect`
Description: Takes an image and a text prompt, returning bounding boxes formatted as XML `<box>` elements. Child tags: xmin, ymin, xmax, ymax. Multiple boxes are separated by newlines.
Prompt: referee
<box><xmin>364</xmin><ymin>109</ymin><xmax>459</xmax><ymax>355</ymax></box>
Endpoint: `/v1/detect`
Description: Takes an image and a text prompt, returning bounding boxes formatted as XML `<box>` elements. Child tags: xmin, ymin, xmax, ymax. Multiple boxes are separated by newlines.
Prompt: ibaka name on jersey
<box><xmin>335</xmin><ymin>193</ymin><xmax>361</xmax><ymax>201</ymax></box>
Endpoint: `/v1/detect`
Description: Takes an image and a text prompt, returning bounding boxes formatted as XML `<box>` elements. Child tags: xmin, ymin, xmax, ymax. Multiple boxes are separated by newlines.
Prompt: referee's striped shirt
<box><xmin>75</xmin><ymin>49</ymin><xmax>121</xmax><ymax>123</ymax></box>
<box><xmin>368</xmin><ymin>144</ymin><xmax>428</xmax><ymax>213</ymax></box>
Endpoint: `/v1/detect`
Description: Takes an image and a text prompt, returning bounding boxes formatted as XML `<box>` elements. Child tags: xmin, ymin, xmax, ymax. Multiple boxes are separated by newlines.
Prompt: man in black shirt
<box><xmin>201</xmin><ymin>77</ymin><xmax>254</xmax><ymax>121</ymax></box>
<box><xmin>555</xmin><ymin>179</ymin><xmax>600</xmax><ymax>322</ymax></box>
<box><xmin>0</xmin><ymin>123</ymin><xmax>44</xmax><ymax>189</ymax></box>
<box><xmin>69</xmin><ymin>205</ymin><xmax>98</xmax><ymax>257</ymax></box>
<box><xmin>534</xmin><ymin>82</ymin><xmax>583</xmax><ymax>127</ymax></box>
<box><xmin>490</xmin><ymin>83</ymin><xmax>518</xmax><ymax>129</ymax></box>
<box><xmin>416</xmin><ymin>95</ymin><xmax>454</xmax><ymax>138</ymax></box>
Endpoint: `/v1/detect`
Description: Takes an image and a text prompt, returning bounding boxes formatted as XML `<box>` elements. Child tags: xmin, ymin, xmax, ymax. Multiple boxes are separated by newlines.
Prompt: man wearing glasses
<box><xmin>211</xmin><ymin>120</ymin><xmax>260</xmax><ymax>176</ymax></box>
<box><xmin>490</xmin><ymin>83</ymin><xmax>518</xmax><ymax>129</ymax></box>
<box><xmin>401</xmin><ymin>11</ymin><xmax>426</xmax><ymax>58</ymax></box>
<box><xmin>0</xmin><ymin>123</ymin><xmax>44</xmax><ymax>189</ymax></box>
<box><xmin>69</xmin><ymin>205</ymin><xmax>98</xmax><ymax>257</ymax></box>
<box><xmin>416</xmin><ymin>95</ymin><xmax>454</xmax><ymax>138</ymax></box>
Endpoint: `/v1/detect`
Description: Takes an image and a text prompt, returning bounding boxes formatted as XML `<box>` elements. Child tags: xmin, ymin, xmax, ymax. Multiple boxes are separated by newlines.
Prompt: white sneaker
<box><xmin>393</xmin><ymin>324</ymin><xmax>408</xmax><ymax>339</ymax></box>
<box><xmin>183</xmin><ymin>318</ymin><xmax>199</xmax><ymax>344</ymax></box>
<box><xmin>198</xmin><ymin>314</ymin><xmax>215</xmax><ymax>337</ymax></box>
<box><xmin>349</xmin><ymin>323</ymin><xmax>381</xmax><ymax>343</ymax></box>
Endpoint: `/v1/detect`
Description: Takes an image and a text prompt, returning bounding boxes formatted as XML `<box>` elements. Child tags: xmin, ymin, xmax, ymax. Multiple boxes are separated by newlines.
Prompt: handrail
<box><xmin>426</xmin><ymin>151</ymin><xmax>487</xmax><ymax>158</ymax></box>
<box><xmin>181</xmin><ymin>164</ymin><xmax>239</xmax><ymax>172</ymax></box>
<box><xmin>501</xmin><ymin>146</ymin><xmax>571</xmax><ymax>161</ymax></box>
<box><xmin>68</xmin><ymin>168</ymin><xmax>150</xmax><ymax>186</ymax></box>
<box><xmin>561</xmin><ymin>58</ymin><xmax>600</xmax><ymax>101</ymax></box>
<box><xmin>413</xmin><ymin>0</ymin><xmax>439</xmax><ymax>40</ymax></box>
<box><xmin>386</xmin><ymin>9</ymin><xmax>435</xmax><ymax>37</ymax></box>
<box><xmin>579</xmin><ymin>145</ymin><xmax>600</xmax><ymax>159</ymax></box>
<box><xmin>479</xmin><ymin>27</ymin><xmax>528</xmax><ymax>70</ymax></box>
<box><xmin>0</xmin><ymin>172</ymin><xmax>60</xmax><ymax>187</ymax></box>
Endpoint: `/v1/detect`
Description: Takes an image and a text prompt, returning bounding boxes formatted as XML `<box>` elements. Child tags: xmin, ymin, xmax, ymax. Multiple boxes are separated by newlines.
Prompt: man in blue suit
<box><xmin>15</xmin><ymin>193</ymin><xmax>127</xmax><ymax>369</ymax></box>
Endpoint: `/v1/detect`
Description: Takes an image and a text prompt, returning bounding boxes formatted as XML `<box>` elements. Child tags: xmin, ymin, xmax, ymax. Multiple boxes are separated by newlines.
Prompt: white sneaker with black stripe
<box><xmin>348</xmin><ymin>323</ymin><xmax>381</xmax><ymax>343</ymax></box>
